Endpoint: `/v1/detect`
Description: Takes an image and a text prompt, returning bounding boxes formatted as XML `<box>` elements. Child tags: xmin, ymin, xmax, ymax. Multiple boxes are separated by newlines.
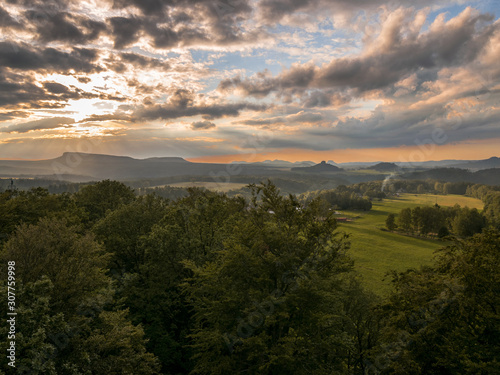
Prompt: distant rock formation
<box><xmin>291</xmin><ymin>161</ymin><xmax>344</xmax><ymax>173</ymax></box>
<box><xmin>367</xmin><ymin>162</ymin><xmax>399</xmax><ymax>172</ymax></box>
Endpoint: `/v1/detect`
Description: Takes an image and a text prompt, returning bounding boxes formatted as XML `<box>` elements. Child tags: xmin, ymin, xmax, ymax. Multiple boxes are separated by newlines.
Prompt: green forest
<box><xmin>1</xmin><ymin>180</ymin><xmax>499</xmax><ymax>374</ymax></box>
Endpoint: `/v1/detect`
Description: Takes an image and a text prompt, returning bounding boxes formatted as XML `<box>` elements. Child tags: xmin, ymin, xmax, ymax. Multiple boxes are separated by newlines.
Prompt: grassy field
<box><xmin>338</xmin><ymin>193</ymin><xmax>483</xmax><ymax>296</ymax></box>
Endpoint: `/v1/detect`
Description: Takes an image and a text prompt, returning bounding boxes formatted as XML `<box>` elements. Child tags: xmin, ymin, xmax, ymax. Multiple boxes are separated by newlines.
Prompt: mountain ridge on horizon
<box><xmin>6</xmin><ymin>152</ymin><xmax>499</xmax><ymax>165</ymax></box>
<box><xmin>0</xmin><ymin>153</ymin><xmax>499</xmax><ymax>183</ymax></box>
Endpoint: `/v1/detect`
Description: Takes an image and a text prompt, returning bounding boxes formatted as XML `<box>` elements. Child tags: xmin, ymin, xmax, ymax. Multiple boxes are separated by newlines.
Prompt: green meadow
<box><xmin>338</xmin><ymin>194</ymin><xmax>484</xmax><ymax>295</ymax></box>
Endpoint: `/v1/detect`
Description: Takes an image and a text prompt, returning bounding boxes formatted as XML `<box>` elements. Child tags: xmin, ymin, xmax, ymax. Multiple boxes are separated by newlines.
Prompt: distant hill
<box><xmin>291</xmin><ymin>161</ymin><xmax>344</xmax><ymax>173</ymax></box>
<box><xmin>2</xmin><ymin>154</ymin><xmax>500</xmax><ymax>185</ymax></box>
<box><xmin>395</xmin><ymin>157</ymin><xmax>500</xmax><ymax>170</ymax></box>
<box><xmin>402</xmin><ymin>167</ymin><xmax>500</xmax><ymax>185</ymax></box>
<box><xmin>0</xmin><ymin>153</ymin><xmax>284</xmax><ymax>181</ymax></box>
<box><xmin>336</xmin><ymin>161</ymin><xmax>381</xmax><ymax>169</ymax></box>
<box><xmin>452</xmin><ymin>157</ymin><xmax>500</xmax><ymax>170</ymax></box>
<box><xmin>366</xmin><ymin>162</ymin><xmax>399</xmax><ymax>172</ymax></box>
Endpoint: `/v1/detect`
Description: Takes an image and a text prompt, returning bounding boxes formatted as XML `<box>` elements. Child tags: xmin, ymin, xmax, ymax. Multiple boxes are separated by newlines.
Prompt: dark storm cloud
<box><xmin>256</xmin><ymin>0</ymin><xmax>458</xmax><ymax>24</ymax></box>
<box><xmin>109</xmin><ymin>16</ymin><xmax>143</xmax><ymax>49</ymax></box>
<box><xmin>145</xmin><ymin>23</ymin><xmax>207</xmax><ymax>49</ymax></box>
<box><xmin>301</xmin><ymin>91</ymin><xmax>349</xmax><ymax>108</ymax></box>
<box><xmin>312</xmin><ymin>12</ymin><xmax>496</xmax><ymax>91</ymax></box>
<box><xmin>110</xmin><ymin>0</ymin><xmax>252</xmax><ymax>18</ymax></box>
<box><xmin>77</xmin><ymin>113</ymin><xmax>132</xmax><ymax>123</ymax></box>
<box><xmin>0</xmin><ymin>117</ymin><xmax>74</xmax><ymax>133</ymax></box>
<box><xmin>0</xmin><ymin>42</ymin><xmax>101</xmax><ymax>73</ymax></box>
<box><xmin>26</xmin><ymin>11</ymin><xmax>107</xmax><ymax>44</ymax></box>
<box><xmin>191</xmin><ymin>120</ymin><xmax>216</xmax><ymax>130</ymax></box>
<box><xmin>105</xmin><ymin>0</ymin><xmax>263</xmax><ymax>50</ymax></box>
<box><xmin>107</xmin><ymin>15</ymin><xmax>253</xmax><ymax>50</ymax></box>
<box><xmin>220</xmin><ymin>9</ymin><xmax>497</xmax><ymax>98</ymax></box>
<box><xmin>240</xmin><ymin>111</ymin><xmax>324</xmax><ymax>126</ymax></box>
<box><xmin>0</xmin><ymin>70</ymin><xmax>117</xmax><ymax>108</ymax></box>
<box><xmin>5</xmin><ymin>0</ymin><xmax>73</xmax><ymax>8</ymax></box>
<box><xmin>2</xmin><ymin>0</ymin><xmax>262</xmax><ymax>51</ymax></box>
<box><xmin>218</xmin><ymin>70</ymin><xmax>278</xmax><ymax>97</ymax></box>
<box><xmin>120</xmin><ymin>53</ymin><xmax>170</xmax><ymax>70</ymax></box>
<box><xmin>132</xmin><ymin>88</ymin><xmax>267</xmax><ymax>120</ymax></box>
<box><xmin>77</xmin><ymin>89</ymin><xmax>268</xmax><ymax>124</ymax></box>
<box><xmin>43</xmin><ymin>82</ymin><xmax>71</xmax><ymax>94</ymax></box>
<box><xmin>0</xmin><ymin>6</ymin><xmax>21</xmax><ymax>28</ymax></box>
<box><xmin>135</xmin><ymin>101</ymin><xmax>266</xmax><ymax>121</ymax></box>
<box><xmin>104</xmin><ymin>52</ymin><xmax>171</xmax><ymax>74</ymax></box>
<box><xmin>110</xmin><ymin>0</ymin><xmax>170</xmax><ymax>15</ymax></box>
<box><xmin>0</xmin><ymin>111</ymin><xmax>30</xmax><ymax>121</ymax></box>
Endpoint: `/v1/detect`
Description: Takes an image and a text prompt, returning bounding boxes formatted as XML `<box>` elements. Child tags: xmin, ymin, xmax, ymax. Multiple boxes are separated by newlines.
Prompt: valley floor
<box><xmin>338</xmin><ymin>193</ymin><xmax>484</xmax><ymax>295</ymax></box>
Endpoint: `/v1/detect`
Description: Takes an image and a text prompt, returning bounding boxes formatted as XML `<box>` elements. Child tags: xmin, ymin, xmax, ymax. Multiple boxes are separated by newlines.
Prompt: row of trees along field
<box><xmin>1</xmin><ymin>180</ymin><xmax>499</xmax><ymax>374</ymax></box>
<box><xmin>386</xmin><ymin>183</ymin><xmax>500</xmax><ymax>238</ymax></box>
<box><xmin>300</xmin><ymin>179</ymin><xmax>488</xmax><ymax>205</ymax></box>
<box><xmin>386</xmin><ymin>205</ymin><xmax>486</xmax><ymax>238</ymax></box>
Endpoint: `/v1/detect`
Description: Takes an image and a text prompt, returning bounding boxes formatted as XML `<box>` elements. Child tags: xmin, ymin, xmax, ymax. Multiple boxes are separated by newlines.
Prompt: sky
<box><xmin>0</xmin><ymin>0</ymin><xmax>500</xmax><ymax>163</ymax></box>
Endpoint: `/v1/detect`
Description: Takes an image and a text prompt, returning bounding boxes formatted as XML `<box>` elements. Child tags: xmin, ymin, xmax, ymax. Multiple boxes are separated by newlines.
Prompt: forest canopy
<box><xmin>1</xmin><ymin>180</ymin><xmax>499</xmax><ymax>374</ymax></box>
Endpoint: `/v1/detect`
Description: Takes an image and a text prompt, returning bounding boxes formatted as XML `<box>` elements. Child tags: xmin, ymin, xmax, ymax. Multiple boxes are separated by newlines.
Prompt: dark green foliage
<box><xmin>1</xmin><ymin>178</ymin><xmax>497</xmax><ymax>374</ymax></box>
<box><xmin>451</xmin><ymin>207</ymin><xmax>486</xmax><ymax>237</ymax></box>
<box><xmin>313</xmin><ymin>190</ymin><xmax>373</xmax><ymax>210</ymax></box>
<box><xmin>386</xmin><ymin>214</ymin><xmax>397</xmax><ymax>231</ymax></box>
<box><xmin>437</xmin><ymin>226</ymin><xmax>450</xmax><ymax>238</ymax></box>
<box><xmin>138</xmin><ymin>185</ymin><xmax>189</xmax><ymax>200</ymax></box>
<box><xmin>394</xmin><ymin>204</ymin><xmax>485</xmax><ymax>238</ymax></box>
<box><xmin>2</xmin><ymin>218</ymin><xmax>110</xmax><ymax>314</ymax></box>
<box><xmin>93</xmin><ymin>194</ymin><xmax>169</xmax><ymax>273</ymax></box>
<box><xmin>0</xmin><ymin>188</ymin><xmax>83</xmax><ymax>244</ymax></box>
<box><xmin>0</xmin><ymin>217</ymin><xmax>160</xmax><ymax>374</ymax></box>
<box><xmin>372</xmin><ymin>229</ymin><xmax>500</xmax><ymax>374</ymax></box>
<box><xmin>120</xmin><ymin>188</ymin><xmax>246</xmax><ymax>374</ymax></box>
<box><xmin>183</xmin><ymin>182</ymin><xmax>371</xmax><ymax>374</ymax></box>
<box><xmin>483</xmin><ymin>191</ymin><xmax>500</xmax><ymax>228</ymax></box>
<box><xmin>74</xmin><ymin>180</ymin><xmax>135</xmax><ymax>223</ymax></box>
<box><xmin>397</xmin><ymin>208</ymin><xmax>412</xmax><ymax>233</ymax></box>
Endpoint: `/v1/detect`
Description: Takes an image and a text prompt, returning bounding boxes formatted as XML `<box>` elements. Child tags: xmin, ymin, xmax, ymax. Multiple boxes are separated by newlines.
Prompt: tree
<box><xmin>398</xmin><ymin>208</ymin><xmax>412</xmax><ymax>233</ymax></box>
<box><xmin>2</xmin><ymin>218</ymin><xmax>110</xmax><ymax>314</ymax></box>
<box><xmin>119</xmin><ymin>188</ymin><xmax>246</xmax><ymax>374</ymax></box>
<box><xmin>483</xmin><ymin>192</ymin><xmax>500</xmax><ymax>228</ymax></box>
<box><xmin>69</xmin><ymin>310</ymin><xmax>160</xmax><ymax>374</ymax></box>
<box><xmin>451</xmin><ymin>207</ymin><xmax>485</xmax><ymax>237</ymax></box>
<box><xmin>0</xmin><ymin>217</ymin><xmax>160</xmax><ymax>374</ymax></box>
<box><xmin>372</xmin><ymin>229</ymin><xmax>500</xmax><ymax>374</ymax></box>
<box><xmin>74</xmin><ymin>180</ymin><xmax>135</xmax><ymax>223</ymax></box>
<box><xmin>386</xmin><ymin>214</ymin><xmax>397</xmax><ymax>231</ymax></box>
<box><xmin>0</xmin><ymin>188</ymin><xmax>83</xmax><ymax>244</ymax></box>
<box><xmin>93</xmin><ymin>194</ymin><xmax>168</xmax><ymax>274</ymax></box>
<box><xmin>412</xmin><ymin>207</ymin><xmax>422</xmax><ymax>234</ymax></box>
<box><xmin>183</xmin><ymin>182</ymin><xmax>362</xmax><ymax>374</ymax></box>
<box><xmin>437</xmin><ymin>226</ymin><xmax>449</xmax><ymax>239</ymax></box>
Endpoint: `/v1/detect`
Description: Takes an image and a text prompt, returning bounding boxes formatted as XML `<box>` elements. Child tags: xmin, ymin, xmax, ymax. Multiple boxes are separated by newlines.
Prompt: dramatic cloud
<box><xmin>0</xmin><ymin>117</ymin><xmax>74</xmax><ymax>133</ymax></box>
<box><xmin>0</xmin><ymin>42</ymin><xmax>101</xmax><ymax>73</ymax></box>
<box><xmin>240</xmin><ymin>111</ymin><xmax>324</xmax><ymax>127</ymax></box>
<box><xmin>134</xmin><ymin>101</ymin><xmax>267</xmax><ymax>121</ymax></box>
<box><xmin>0</xmin><ymin>0</ymin><xmax>499</xmax><ymax>161</ymax></box>
<box><xmin>27</xmin><ymin>11</ymin><xmax>107</xmax><ymax>44</ymax></box>
<box><xmin>191</xmin><ymin>120</ymin><xmax>216</xmax><ymax>130</ymax></box>
<box><xmin>256</xmin><ymin>0</ymin><xmax>461</xmax><ymax>25</ymax></box>
<box><xmin>0</xmin><ymin>6</ymin><xmax>21</xmax><ymax>28</ymax></box>
<box><xmin>221</xmin><ymin>7</ymin><xmax>498</xmax><ymax>98</ymax></box>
